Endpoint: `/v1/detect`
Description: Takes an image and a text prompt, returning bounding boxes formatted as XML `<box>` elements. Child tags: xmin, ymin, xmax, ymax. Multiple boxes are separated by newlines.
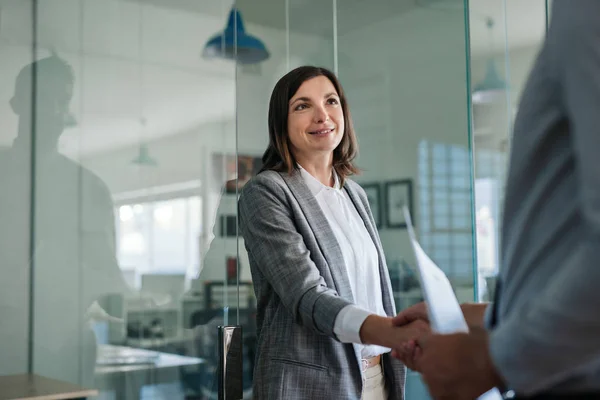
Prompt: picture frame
<box><xmin>360</xmin><ymin>182</ymin><xmax>382</xmax><ymax>228</ymax></box>
<box><xmin>384</xmin><ymin>179</ymin><xmax>413</xmax><ymax>229</ymax></box>
<box><xmin>219</xmin><ymin>215</ymin><xmax>237</xmax><ymax>237</ymax></box>
<box><xmin>212</xmin><ymin>153</ymin><xmax>262</xmax><ymax>195</ymax></box>
<box><xmin>224</xmin><ymin>155</ymin><xmax>262</xmax><ymax>194</ymax></box>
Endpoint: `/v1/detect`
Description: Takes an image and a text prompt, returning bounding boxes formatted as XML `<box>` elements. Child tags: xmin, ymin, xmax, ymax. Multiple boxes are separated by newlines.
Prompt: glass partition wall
<box><xmin>469</xmin><ymin>0</ymin><xmax>548</xmax><ymax>302</ymax></box>
<box><xmin>0</xmin><ymin>0</ymin><xmax>549</xmax><ymax>399</ymax></box>
<box><xmin>1</xmin><ymin>1</ymin><xmax>238</xmax><ymax>398</ymax></box>
<box><xmin>333</xmin><ymin>1</ymin><xmax>473</xmax><ymax>396</ymax></box>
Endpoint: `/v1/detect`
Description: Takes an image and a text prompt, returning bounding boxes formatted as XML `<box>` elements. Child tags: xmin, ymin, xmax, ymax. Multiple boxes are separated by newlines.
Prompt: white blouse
<box><xmin>299</xmin><ymin>167</ymin><xmax>390</xmax><ymax>358</ymax></box>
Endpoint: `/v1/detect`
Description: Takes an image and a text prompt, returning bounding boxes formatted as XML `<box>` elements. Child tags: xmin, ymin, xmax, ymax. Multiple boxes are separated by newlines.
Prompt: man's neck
<box><xmin>15</xmin><ymin>124</ymin><xmax>60</xmax><ymax>154</ymax></box>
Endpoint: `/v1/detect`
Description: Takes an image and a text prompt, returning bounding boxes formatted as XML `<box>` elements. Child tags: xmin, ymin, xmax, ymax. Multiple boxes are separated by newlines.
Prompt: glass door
<box><xmin>0</xmin><ymin>0</ymin><xmax>239</xmax><ymax>399</ymax></box>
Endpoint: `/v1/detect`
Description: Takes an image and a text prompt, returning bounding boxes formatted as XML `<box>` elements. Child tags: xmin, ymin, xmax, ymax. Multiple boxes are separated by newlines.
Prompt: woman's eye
<box><xmin>295</xmin><ymin>103</ymin><xmax>308</xmax><ymax>111</ymax></box>
<box><xmin>327</xmin><ymin>98</ymin><xmax>339</xmax><ymax>105</ymax></box>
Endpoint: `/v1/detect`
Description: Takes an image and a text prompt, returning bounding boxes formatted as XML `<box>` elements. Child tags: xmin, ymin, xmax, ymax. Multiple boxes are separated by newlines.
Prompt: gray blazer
<box><xmin>486</xmin><ymin>1</ymin><xmax>600</xmax><ymax>395</ymax></box>
<box><xmin>239</xmin><ymin>169</ymin><xmax>406</xmax><ymax>399</ymax></box>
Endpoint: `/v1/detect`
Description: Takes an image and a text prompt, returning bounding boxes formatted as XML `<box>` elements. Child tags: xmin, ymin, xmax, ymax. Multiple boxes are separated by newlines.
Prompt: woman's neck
<box><xmin>297</xmin><ymin>155</ymin><xmax>334</xmax><ymax>187</ymax></box>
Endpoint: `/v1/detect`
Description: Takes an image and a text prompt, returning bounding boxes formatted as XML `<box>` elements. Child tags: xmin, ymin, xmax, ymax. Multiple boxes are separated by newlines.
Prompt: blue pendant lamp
<box><xmin>131</xmin><ymin>143</ymin><xmax>158</xmax><ymax>167</ymax></box>
<box><xmin>472</xmin><ymin>18</ymin><xmax>507</xmax><ymax>104</ymax></box>
<box><xmin>203</xmin><ymin>7</ymin><xmax>269</xmax><ymax>65</ymax></box>
<box><xmin>472</xmin><ymin>59</ymin><xmax>507</xmax><ymax>104</ymax></box>
<box><xmin>131</xmin><ymin>119</ymin><xmax>158</xmax><ymax>167</ymax></box>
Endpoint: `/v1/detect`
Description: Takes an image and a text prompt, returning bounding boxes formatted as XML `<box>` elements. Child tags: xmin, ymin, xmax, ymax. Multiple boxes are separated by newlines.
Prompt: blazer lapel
<box><xmin>344</xmin><ymin>182</ymin><xmax>396</xmax><ymax>316</ymax></box>
<box><xmin>279</xmin><ymin>171</ymin><xmax>355</xmax><ymax>303</ymax></box>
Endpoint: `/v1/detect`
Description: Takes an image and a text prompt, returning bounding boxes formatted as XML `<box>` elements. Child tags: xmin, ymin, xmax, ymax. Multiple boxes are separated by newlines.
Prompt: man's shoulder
<box><xmin>55</xmin><ymin>155</ymin><xmax>113</xmax><ymax>206</ymax></box>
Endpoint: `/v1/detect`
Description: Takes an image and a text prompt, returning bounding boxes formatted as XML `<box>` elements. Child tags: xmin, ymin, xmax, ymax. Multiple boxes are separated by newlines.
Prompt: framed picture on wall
<box><xmin>360</xmin><ymin>183</ymin><xmax>382</xmax><ymax>228</ymax></box>
<box><xmin>219</xmin><ymin>215</ymin><xmax>237</xmax><ymax>237</ymax></box>
<box><xmin>224</xmin><ymin>155</ymin><xmax>262</xmax><ymax>194</ymax></box>
<box><xmin>226</xmin><ymin>256</ymin><xmax>238</xmax><ymax>284</ymax></box>
<box><xmin>384</xmin><ymin>179</ymin><xmax>413</xmax><ymax>229</ymax></box>
<box><xmin>212</xmin><ymin>153</ymin><xmax>262</xmax><ymax>195</ymax></box>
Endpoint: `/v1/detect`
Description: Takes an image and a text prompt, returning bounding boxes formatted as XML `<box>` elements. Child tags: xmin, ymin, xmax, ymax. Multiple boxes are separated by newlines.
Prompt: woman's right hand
<box><xmin>359</xmin><ymin>312</ymin><xmax>430</xmax><ymax>371</ymax></box>
<box><xmin>359</xmin><ymin>314</ymin><xmax>429</xmax><ymax>349</ymax></box>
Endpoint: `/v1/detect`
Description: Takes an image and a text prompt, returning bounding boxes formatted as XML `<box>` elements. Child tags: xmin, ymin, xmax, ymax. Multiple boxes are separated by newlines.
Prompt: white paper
<box><xmin>403</xmin><ymin>206</ymin><xmax>503</xmax><ymax>400</ymax></box>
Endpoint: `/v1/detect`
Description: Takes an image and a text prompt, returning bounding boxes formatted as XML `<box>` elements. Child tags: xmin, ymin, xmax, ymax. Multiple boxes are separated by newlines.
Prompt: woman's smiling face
<box><xmin>287</xmin><ymin>75</ymin><xmax>345</xmax><ymax>161</ymax></box>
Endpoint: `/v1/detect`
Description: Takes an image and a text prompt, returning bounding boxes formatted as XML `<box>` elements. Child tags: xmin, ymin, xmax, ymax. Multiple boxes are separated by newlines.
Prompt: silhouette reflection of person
<box><xmin>0</xmin><ymin>54</ymin><xmax>128</xmax><ymax>387</ymax></box>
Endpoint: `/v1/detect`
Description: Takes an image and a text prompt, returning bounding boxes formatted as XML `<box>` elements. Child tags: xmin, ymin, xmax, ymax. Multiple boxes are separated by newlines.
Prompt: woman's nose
<box><xmin>313</xmin><ymin>106</ymin><xmax>329</xmax><ymax>123</ymax></box>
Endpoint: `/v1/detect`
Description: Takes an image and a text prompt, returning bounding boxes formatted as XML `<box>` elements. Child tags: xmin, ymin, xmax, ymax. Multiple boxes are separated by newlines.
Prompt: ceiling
<box><xmin>0</xmin><ymin>0</ymin><xmax>546</xmax><ymax>158</ymax></box>
<box><xmin>469</xmin><ymin>0</ymin><xmax>546</xmax><ymax>56</ymax></box>
<box><xmin>122</xmin><ymin>0</ymin><xmax>547</xmax><ymax>54</ymax></box>
<box><xmin>124</xmin><ymin>0</ymin><xmax>418</xmax><ymax>37</ymax></box>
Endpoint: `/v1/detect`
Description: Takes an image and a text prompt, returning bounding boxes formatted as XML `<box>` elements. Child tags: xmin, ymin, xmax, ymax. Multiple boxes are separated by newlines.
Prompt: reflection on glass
<box><xmin>0</xmin><ymin>48</ymin><xmax>132</xmax><ymax>392</ymax></box>
<box><xmin>0</xmin><ymin>0</ymin><xmax>240</xmax><ymax>398</ymax></box>
<box><xmin>116</xmin><ymin>196</ymin><xmax>201</xmax><ymax>283</ymax></box>
<box><xmin>470</xmin><ymin>0</ymin><xmax>548</xmax><ymax>302</ymax></box>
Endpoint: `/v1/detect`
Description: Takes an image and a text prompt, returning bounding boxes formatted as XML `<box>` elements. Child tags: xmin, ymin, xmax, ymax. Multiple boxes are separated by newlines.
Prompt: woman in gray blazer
<box><xmin>238</xmin><ymin>66</ymin><xmax>427</xmax><ymax>399</ymax></box>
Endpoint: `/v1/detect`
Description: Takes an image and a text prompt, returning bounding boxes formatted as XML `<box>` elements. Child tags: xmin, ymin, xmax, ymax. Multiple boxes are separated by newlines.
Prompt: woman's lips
<box><xmin>308</xmin><ymin>128</ymin><xmax>334</xmax><ymax>135</ymax></box>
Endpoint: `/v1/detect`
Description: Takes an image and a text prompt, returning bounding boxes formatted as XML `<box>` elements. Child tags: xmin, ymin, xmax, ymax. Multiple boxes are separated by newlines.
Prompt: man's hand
<box><xmin>415</xmin><ymin>328</ymin><xmax>504</xmax><ymax>400</ymax></box>
<box><xmin>392</xmin><ymin>337</ymin><xmax>422</xmax><ymax>371</ymax></box>
<box><xmin>460</xmin><ymin>303</ymin><xmax>489</xmax><ymax>329</ymax></box>
<box><xmin>390</xmin><ymin>302</ymin><xmax>491</xmax><ymax>372</ymax></box>
<box><xmin>392</xmin><ymin>301</ymin><xmax>429</xmax><ymax>326</ymax></box>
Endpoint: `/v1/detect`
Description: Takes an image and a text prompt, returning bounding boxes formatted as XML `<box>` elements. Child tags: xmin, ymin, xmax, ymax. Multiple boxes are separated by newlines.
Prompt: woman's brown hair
<box><xmin>261</xmin><ymin>65</ymin><xmax>359</xmax><ymax>185</ymax></box>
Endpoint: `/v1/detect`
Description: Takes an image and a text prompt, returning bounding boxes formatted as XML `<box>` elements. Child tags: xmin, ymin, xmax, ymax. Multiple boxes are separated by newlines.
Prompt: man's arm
<box><xmin>489</xmin><ymin>2</ymin><xmax>600</xmax><ymax>395</ymax></box>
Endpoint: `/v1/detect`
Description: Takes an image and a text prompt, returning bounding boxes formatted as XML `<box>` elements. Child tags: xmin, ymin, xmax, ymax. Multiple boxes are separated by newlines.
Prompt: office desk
<box><xmin>124</xmin><ymin>328</ymin><xmax>195</xmax><ymax>352</ymax></box>
<box><xmin>95</xmin><ymin>345</ymin><xmax>204</xmax><ymax>400</ymax></box>
<box><xmin>0</xmin><ymin>374</ymin><xmax>97</xmax><ymax>400</ymax></box>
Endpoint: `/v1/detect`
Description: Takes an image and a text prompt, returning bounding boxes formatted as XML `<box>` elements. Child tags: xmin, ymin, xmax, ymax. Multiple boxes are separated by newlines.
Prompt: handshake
<box><xmin>361</xmin><ymin>302</ymin><xmax>505</xmax><ymax>400</ymax></box>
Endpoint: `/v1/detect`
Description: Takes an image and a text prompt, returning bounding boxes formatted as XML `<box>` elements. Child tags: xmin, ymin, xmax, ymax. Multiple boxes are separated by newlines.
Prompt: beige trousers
<box><xmin>361</xmin><ymin>363</ymin><xmax>388</xmax><ymax>400</ymax></box>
